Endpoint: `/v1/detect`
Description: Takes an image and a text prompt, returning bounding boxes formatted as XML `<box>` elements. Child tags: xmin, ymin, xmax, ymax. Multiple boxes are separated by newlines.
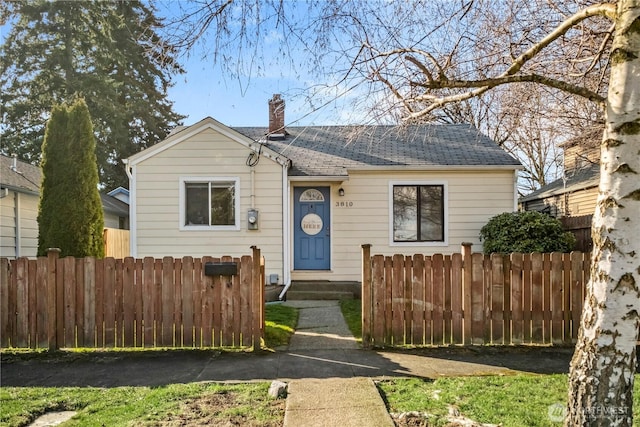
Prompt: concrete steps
<box><xmin>285</xmin><ymin>281</ymin><xmax>360</xmax><ymax>300</ymax></box>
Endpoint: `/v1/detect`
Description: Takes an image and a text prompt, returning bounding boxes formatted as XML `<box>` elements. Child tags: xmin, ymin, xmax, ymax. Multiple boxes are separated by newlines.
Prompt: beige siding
<box><xmin>291</xmin><ymin>169</ymin><xmax>516</xmax><ymax>282</ymax></box>
<box><xmin>0</xmin><ymin>191</ymin><xmax>39</xmax><ymax>259</ymax></box>
<box><xmin>133</xmin><ymin>127</ymin><xmax>285</xmax><ymax>282</ymax></box>
<box><xmin>566</xmin><ymin>187</ymin><xmax>598</xmax><ymax>216</ymax></box>
<box><xmin>521</xmin><ymin>186</ymin><xmax>598</xmax><ymax>218</ymax></box>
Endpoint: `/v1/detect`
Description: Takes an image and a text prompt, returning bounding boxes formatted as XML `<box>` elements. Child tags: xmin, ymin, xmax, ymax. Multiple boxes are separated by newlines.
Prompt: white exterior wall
<box><xmin>0</xmin><ymin>190</ymin><xmax>39</xmax><ymax>259</ymax></box>
<box><xmin>291</xmin><ymin>169</ymin><xmax>517</xmax><ymax>282</ymax></box>
<box><xmin>132</xmin><ymin>128</ymin><xmax>285</xmax><ymax>282</ymax></box>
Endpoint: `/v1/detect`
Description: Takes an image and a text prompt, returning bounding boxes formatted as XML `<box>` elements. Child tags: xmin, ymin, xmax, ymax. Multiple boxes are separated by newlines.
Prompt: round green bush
<box><xmin>479</xmin><ymin>211</ymin><xmax>576</xmax><ymax>254</ymax></box>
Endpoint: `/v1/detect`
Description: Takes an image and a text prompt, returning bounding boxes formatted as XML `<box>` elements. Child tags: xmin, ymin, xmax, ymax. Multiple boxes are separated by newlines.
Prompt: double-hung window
<box><xmin>391</xmin><ymin>182</ymin><xmax>446</xmax><ymax>244</ymax></box>
<box><xmin>180</xmin><ymin>177</ymin><xmax>240</xmax><ymax>230</ymax></box>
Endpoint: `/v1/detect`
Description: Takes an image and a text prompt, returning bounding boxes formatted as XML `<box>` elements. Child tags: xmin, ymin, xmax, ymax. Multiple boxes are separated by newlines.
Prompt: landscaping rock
<box><xmin>268</xmin><ymin>380</ymin><xmax>288</xmax><ymax>398</ymax></box>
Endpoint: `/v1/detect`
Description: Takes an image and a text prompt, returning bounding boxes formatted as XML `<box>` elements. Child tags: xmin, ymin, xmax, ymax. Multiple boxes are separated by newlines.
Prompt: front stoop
<box><xmin>285</xmin><ymin>281</ymin><xmax>360</xmax><ymax>300</ymax></box>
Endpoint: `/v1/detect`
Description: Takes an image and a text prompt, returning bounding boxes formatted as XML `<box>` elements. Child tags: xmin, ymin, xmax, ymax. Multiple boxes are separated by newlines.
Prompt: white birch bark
<box><xmin>566</xmin><ymin>0</ymin><xmax>640</xmax><ymax>425</ymax></box>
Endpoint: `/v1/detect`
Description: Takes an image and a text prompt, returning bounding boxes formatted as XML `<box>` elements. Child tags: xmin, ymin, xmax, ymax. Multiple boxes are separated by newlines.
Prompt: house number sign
<box><xmin>301</xmin><ymin>213</ymin><xmax>323</xmax><ymax>235</ymax></box>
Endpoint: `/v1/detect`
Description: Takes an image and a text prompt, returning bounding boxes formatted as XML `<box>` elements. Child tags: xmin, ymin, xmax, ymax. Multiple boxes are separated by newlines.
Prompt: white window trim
<box><xmin>388</xmin><ymin>180</ymin><xmax>448</xmax><ymax>247</ymax></box>
<box><xmin>179</xmin><ymin>176</ymin><xmax>241</xmax><ymax>231</ymax></box>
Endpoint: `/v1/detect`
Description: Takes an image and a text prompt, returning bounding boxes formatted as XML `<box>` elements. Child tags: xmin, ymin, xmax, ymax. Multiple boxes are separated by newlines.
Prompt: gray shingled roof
<box><xmin>0</xmin><ymin>154</ymin><xmax>41</xmax><ymax>194</ymax></box>
<box><xmin>520</xmin><ymin>163</ymin><xmax>599</xmax><ymax>202</ymax></box>
<box><xmin>233</xmin><ymin>124</ymin><xmax>521</xmax><ymax>176</ymax></box>
<box><xmin>100</xmin><ymin>193</ymin><xmax>130</xmax><ymax>216</ymax></box>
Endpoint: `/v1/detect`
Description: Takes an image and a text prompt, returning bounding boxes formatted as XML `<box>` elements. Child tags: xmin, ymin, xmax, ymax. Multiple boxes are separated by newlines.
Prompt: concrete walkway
<box><xmin>280</xmin><ymin>301</ymin><xmax>394</xmax><ymax>427</ymax></box>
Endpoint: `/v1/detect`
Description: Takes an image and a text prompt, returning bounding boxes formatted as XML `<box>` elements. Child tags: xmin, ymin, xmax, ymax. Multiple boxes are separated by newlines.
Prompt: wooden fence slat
<box><xmin>521</xmin><ymin>254</ymin><xmax>531</xmax><ymax>343</ymax></box>
<box><xmin>502</xmin><ymin>255</ymin><xmax>512</xmax><ymax>344</ymax></box>
<box><xmin>123</xmin><ymin>257</ymin><xmax>135</xmax><ymax>347</ymax></box>
<box><xmin>432</xmin><ymin>254</ymin><xmax>444</xmax><ymax>345</ymax></box>
<box><xmin>571</xmin><ymin>252</ymin><xmax>586</xmax><ymax>341</ymax></box>
<box><xmin>115</xmin><ymin>259</ymin><xmax>124</xmax><ymax>348</ymax></box>
<box><xmin>153</xmin><ymin>259</ymin><xmax>163</xmax><ymax>346</ymax></box>
<box><xmin>462</xmin><ymin>244</ymin><xmax>472</xmax><ymax>345</ymax></box>
<box><xmin>103</xmin><ymin>258</ymin><xmax>116</xmax><ymax>347</ymax></box>
<box><xmin>372</xmin><ymin>254</ymin><xmax>386</xmax><ymax>346</ymax></box>
<box><xmin>202</xmin><ymin>256</ymin><xmax>216</xmax><ymax>347</ymax></box>
<box><xmin>450</xmin><ymin>253</ymin><xmax>463</xmax><ymax>344</ymax></box>
<box><xmin>7</xmin><ymin>258</ymin><xmax>18</xmax><ymax>347</ymax></box>
<box><xmin>384</xmin><ymin>256</ymin><xmax>393</xmax><ymax>345</ymax></box>
<box><xmin>161</xmin><ymin>257</ymin><xmax>175</xmax><ymax>347</ymax></box>
<box><xmin>0</xmin><ymin>258</ymin><xmax>10</xmax><ymax>348</ymax></box>
<box><xmin>551</xmin><ymin>253</ymin><xmax>564</xmax><ymax>344</ymax></box>
<box><xmin>63</xmin><ymin>257</ymin><xmax>76</xmax><ymax>348</ymax></box>
<box><xmin>361</xmin><ymin>245</ymin><xmax>372</xmax><ymax>347</ymax></box>
<box><xmin>562</xmin><ymin>253</ymin><xmax>572</xmax><ymax>342</ymax></box>
<box><xmin>28</xmin><ymin>260</ymin><xmax>37</xmax><ymax>348</ymax></box>
<box><xmin>543</xmin><ymin>253</ymin><xmax>552</xmax><ymax>344</ymax></box>
<box><xmin>491</xmin><ymin>253</ymin><xmax>504</xmax><ymax>344</ymax></box>
<box><xmin>75</xmin><ymin>259</ymin><xmax>85</xmax><ymax>348</ymax></box>
<box><xmin>182</xmin><ymin>257</ymin><xmax>195</xmax><ymax>347</ymax></box>
<box><xmin>173</xmin><ymin>259</ymin><xmax>183</xmax><ymax>347</ymax></box>
<box><xmin>134</xmin><ymin>259</ymin><xmax>143</xmax><ymax>347</ymax></box>
<box><xmin>470</xmin><ymin>253</ymin><xmax>485</xmax><ymax>344</ymax></box>
<box><xmin>193</xmin><ymin>259</ymin><xmax>203</xmax><ymax>346</ymax></box>
<box><xmin>15</xmin><ymin>258</ymin><xmax>28</xmax><ymax>347</ymax></box>
<box><xmin>390</xmin><ymin>254</ymin><xmax>404</xmax><ymax>345</ymax></box>
<box><xmin>240</xmin><ymin>255</ymin><xmax>253</xmax><ymax>347</ymax></box>
<box><xmin>443</xmin><ymin>255</ymin><xmax>452</xmax><ymax>344</ymax></box>
<box><xmin>511</xmin><ymin>253</ymin><xmax>524</xmax><ymax>344</ymax></box>
<box><xmin>423</xmin><ymin>256</ymin><xmax>432</xmax><ymax>345</ymax></box>
<box><xmin>403</xmin><ymin>255</ymin><xmax>413</xmax><ymax>346</ymax></box>
<box><xmin>411</xmin><ymin>254</ymin><xmax>425</xmax><ymax>345</ymax></box>
<box><xmin>530</xmin><ymin>253</ymin><xmax>543</xmax><ymax>342</ymax></box>
<box><xmin>221</xmin><ymin>255</ymin><xmax>235</xmax><ymax>347</ymax></box>
<box><xmin>142</xmin><ymin>257</ymin><xmax>154</xmax><ymax>347</ymax></box>
<box><xmin>83</xmin><ymin>257</ymin><xmax>96</xmax><ymax>347</ymax></box>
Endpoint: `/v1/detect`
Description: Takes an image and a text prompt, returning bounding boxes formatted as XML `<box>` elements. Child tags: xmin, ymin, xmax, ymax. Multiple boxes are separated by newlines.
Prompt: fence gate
<box><xmin>0</xmin><ymin>247</ymin><xmax>265</xmax><ymax>350</ymax></box>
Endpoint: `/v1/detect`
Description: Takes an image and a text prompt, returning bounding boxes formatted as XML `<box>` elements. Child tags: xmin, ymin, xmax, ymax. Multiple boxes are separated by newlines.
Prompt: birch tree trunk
<box><xmin>567</xmin><ymin>0</ymin><xmax>640</xmax><ymax>425</ymax></box>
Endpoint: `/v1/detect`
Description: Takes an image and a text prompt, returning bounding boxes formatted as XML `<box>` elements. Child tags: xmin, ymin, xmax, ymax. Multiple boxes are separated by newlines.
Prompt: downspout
<box><xmin>123</xmin><ymin>159</ymin><xmax>136</xmax><ymax>257</ymax></box>
<box><xmin>279</xmin><ymin>160</ymin><xmax>292</xmax><ymax>300</ymax></box>
<box><xmin>14</xmin><ymin>192</ymin><xmax>21</xmax><ymax>258</ymax></box>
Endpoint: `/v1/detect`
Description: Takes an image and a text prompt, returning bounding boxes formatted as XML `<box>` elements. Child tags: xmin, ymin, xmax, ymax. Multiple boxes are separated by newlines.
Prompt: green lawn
<box><xmin>264</xmin><ymin>302</ymin><xmax>298</xmax><ymax>348</ymax></box>
<box><xmin>339</xmin><ymin>298</ymin><xmax>362</xmax><ymax>341</ymax></box>
<box><xmin>1</xmin><ymin>382</ymin><xmax>284</xmax><ymax>427</ymax></box>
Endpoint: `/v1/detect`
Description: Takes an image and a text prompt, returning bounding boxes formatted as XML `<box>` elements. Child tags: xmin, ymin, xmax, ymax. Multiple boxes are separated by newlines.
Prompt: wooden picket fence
<box><xmin>361</xmin><ymin>244</ymin><xmax>590</xmax><ymax>347</ymax></box>
<box><xmin>0</xmin><ymin>248</ymin><xmax>265</xmax><ymax>350</ymax></box>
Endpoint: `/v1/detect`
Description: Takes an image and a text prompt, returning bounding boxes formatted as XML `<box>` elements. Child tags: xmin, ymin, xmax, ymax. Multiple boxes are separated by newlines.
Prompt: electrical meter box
<box><xmin>247</xmin><ymin>209</ymin><xmax>259</xmax><ymax>230</ymax></box>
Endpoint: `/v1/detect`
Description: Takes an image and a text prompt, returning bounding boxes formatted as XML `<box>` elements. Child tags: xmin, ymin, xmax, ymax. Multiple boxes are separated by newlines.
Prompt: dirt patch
<box><xmin>146</xmin><ymin>391</ymin><xmax>285</xmax><ymax>427</ymax></box>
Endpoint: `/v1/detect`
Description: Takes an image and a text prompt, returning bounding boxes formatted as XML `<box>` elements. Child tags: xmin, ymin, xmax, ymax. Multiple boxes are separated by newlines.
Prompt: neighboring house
<box><xmin>519</xmin><ymin>131</ymin><xmax>601</xmax><ymax>252</ymax></box>
<box><xmin>126</xmin><ymin>95</ymin><xmax>522</xmax><ymax>290</ymax></box>
<box><xmin>520</xmin><ymin>132</ymin><xmax>600</xmax><ymax>217</ymax></box>
<box><xmin>0</xmin><ymin>154</ymin><xmax>129</xmax><ymax>259</ymax></box>
<box><xmin>107</xmin><ymin>186</ymin><xmax>130</xmax><ymax>204</ymax></box>
<box><xmin>0</xmin><ymin>155</ymin><xmax>40</xmax><ymax>258</ymax></box>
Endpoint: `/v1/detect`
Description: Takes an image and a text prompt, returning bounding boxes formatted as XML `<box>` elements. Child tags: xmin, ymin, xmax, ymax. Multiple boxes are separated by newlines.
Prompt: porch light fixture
<box><xmin>338</xmin><ymin>187</ymin><xmax>345</xmax><ymax>197</ymax></box>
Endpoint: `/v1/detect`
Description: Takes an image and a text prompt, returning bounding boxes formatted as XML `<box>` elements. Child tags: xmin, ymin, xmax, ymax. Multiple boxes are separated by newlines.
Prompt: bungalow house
<box><xmin>126</xmin><ymin>95</ymin><xmax>522</xmax><ymax>297</ymax></box>
<box><xmin>519</xmin><ymin>130</ymin><xmax>601</xmax><ymax>252</ymax></box>
<box><xmin>0</xmin><ymin>154</ymin><xmax>130</xmax><ymax>258</ymax></box>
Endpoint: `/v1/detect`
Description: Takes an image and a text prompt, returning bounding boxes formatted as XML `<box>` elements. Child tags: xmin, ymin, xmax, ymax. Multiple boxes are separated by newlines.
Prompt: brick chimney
<box><xmin>268</xmin><ymin>94</ymin><xmax>285</xmax><ymax>137</ymax></box>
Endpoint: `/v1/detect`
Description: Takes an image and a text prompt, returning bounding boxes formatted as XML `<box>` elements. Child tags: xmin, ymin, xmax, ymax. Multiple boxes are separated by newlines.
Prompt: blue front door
<box><xmin>294</xmin><ymin>187</ymin><xmax>330</xmax><ymax>270</ymax></box>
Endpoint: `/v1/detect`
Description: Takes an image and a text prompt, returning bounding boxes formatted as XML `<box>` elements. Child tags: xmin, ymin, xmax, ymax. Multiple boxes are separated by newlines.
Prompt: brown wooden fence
<box><xmin>0</xmin><ymin>248</ymin><xmax>265</xmax><ymax>350</ymax></box>
<box><xmin>361</xmin><ymin>244</ymin><xmax>590</xmax><ymax>347</ymax></box>
<box><xmin>560</xmin><ymin>214</ymin><xmax>593</xmax><ymax>253</ymax></box>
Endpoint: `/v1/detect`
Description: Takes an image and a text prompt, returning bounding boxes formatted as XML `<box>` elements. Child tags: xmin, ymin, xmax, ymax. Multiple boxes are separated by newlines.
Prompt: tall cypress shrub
<box><xmin>38</xmin><ymin>98</ymin><xmax>104</xmax><ymax>257</ymax></box>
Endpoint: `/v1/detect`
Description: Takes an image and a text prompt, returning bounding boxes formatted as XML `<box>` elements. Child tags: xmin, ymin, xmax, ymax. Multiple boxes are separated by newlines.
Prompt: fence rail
<box><xmin>1</xmin><ymin>248</ymin><xmax>264</xmax><ymax>350</ymax></box>
<box><xmin>361</xmin><ymin>244</ymin><xmax>590</xmax><ymax>347</ymax></box>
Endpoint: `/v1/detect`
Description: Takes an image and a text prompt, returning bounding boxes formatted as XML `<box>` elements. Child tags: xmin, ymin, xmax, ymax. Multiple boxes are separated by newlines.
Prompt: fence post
<box><xmin>46</xmin><ymin>248</ymin><xmax>61</xmax><ymax>350</ymax></box>
<box><xmin>361</xmin><ymin>244</ymin><xmax>372</xmax><ymax>348</ymax></box>
<box><xmin>461</xmin><ymin>242</ymin><xmax>472</xmax><ymax>345</ymax></box>
<box><xmin>251</xmin><ymin>246</ymin><xmax>262</xmax><ymax>352</ymax></box>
